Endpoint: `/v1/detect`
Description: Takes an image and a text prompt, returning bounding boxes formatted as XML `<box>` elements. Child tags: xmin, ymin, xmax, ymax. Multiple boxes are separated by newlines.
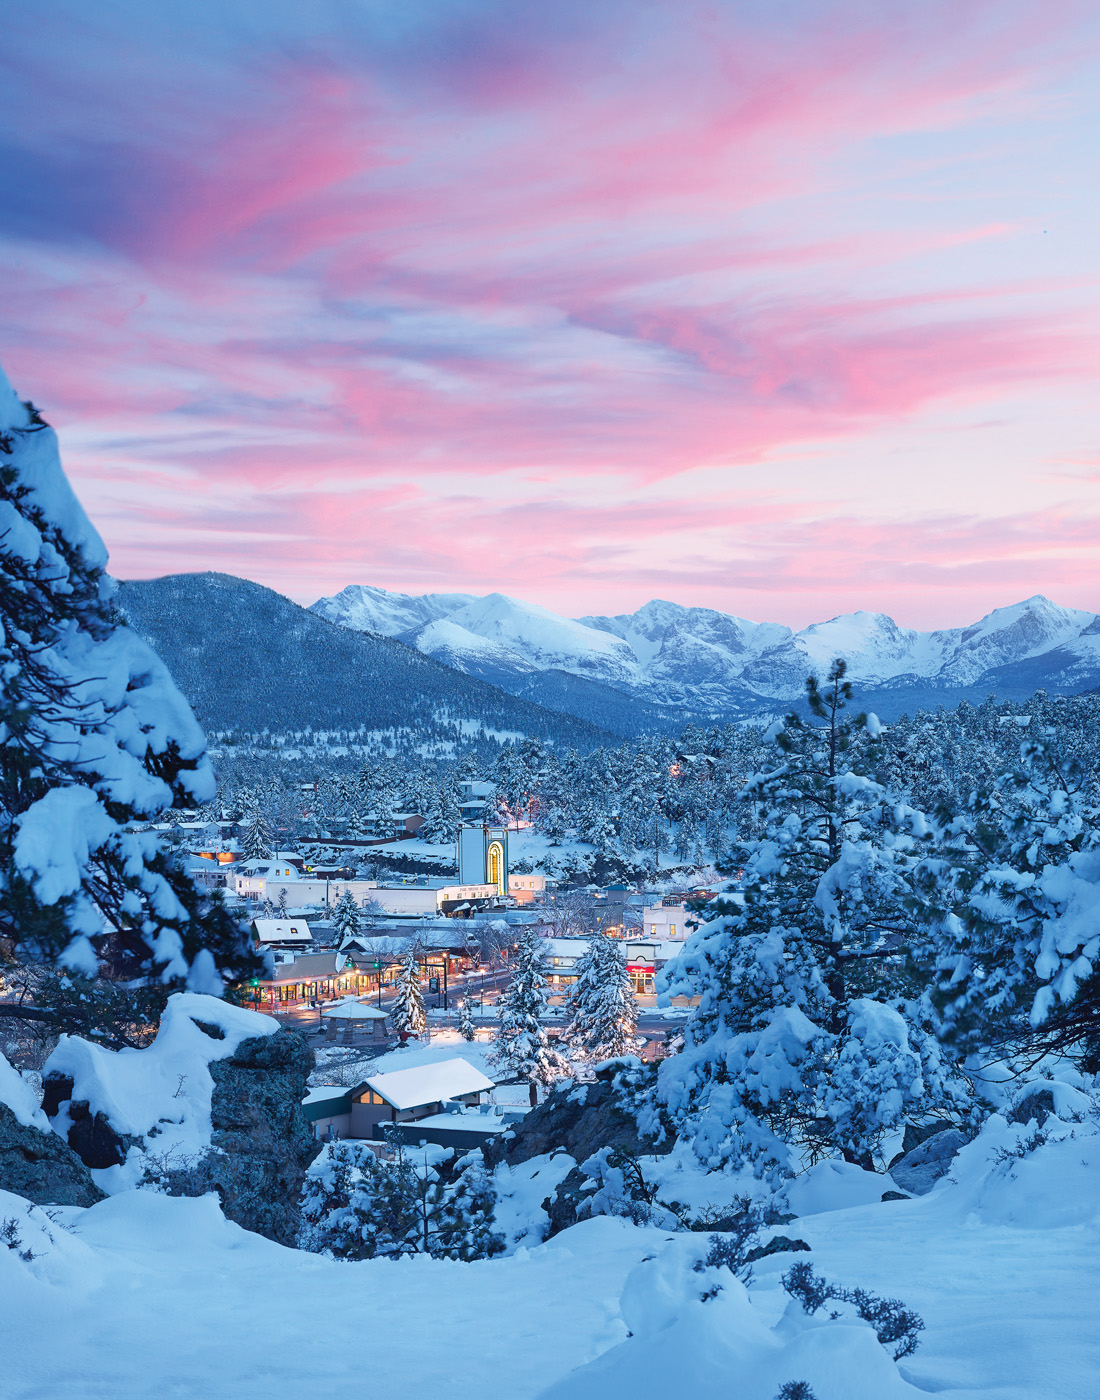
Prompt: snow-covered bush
<box><xmin>298</xmin><ymin>1141</ymin><xmax>504</xmax><ymax>1260</ymax></box>
<box><xmin>781</xmin><ymin>1261</ymin><xmax>925</xmax><ymax>1361</ymax></box>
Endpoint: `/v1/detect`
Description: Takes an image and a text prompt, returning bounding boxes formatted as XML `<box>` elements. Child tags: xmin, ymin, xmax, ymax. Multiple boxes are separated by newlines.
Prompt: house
<box><xmin>302</xmin><ymin>1068</ymin><xmax>523</xmax><ymax>1148</ymax></box>
<box><xmin>234</xmin><ymin>859</ymin><xmax>302</xmax><ymax>899</ymax></box>
<box><xmin>349</xmin><ymin>1058</ymin><xmax>495</xmax><ymax>1140</ymax></box>
<box><xmin>252</xmin><ymin>918</ymin><xmax>313</xmax><ymax>949</ymax></box>
<box><xmin>184</xmin><ymin>854</ymin><xmax>228</xmax><ymax>892</ymax></box>
<box><xmin>641</xmin><ymin>892</ymin><xmax>714</xmax><ymax>941</ymax></box>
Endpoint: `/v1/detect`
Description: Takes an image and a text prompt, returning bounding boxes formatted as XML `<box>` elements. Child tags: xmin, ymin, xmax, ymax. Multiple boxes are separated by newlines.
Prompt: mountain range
<box><xmin>117</xmin><ymin>574</ymin><xmax>615</xmax><ymax>751</ymax></box>
<box><xmin>311</xmin><ymin>585</ymin><xmax>1100</xmax><ymax>724</ymax></box>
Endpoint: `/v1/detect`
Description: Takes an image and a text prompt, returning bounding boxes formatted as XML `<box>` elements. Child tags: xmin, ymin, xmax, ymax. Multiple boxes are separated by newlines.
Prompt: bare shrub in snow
<box><xmin>782</xmin><ymin>1261</ymin><xmax>925</xmax><ymax>1361</ymax></box>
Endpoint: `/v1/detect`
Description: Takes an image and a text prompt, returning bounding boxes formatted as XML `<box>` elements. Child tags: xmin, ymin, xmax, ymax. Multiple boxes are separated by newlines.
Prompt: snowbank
<box><xmin>0</xmin><ymin>1052</ymin><xmax>50</xmax><ymax>1133</ymax></box>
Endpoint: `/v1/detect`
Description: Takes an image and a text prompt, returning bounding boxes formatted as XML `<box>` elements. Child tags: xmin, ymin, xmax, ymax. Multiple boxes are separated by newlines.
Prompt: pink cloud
<box><xmin>1</xmin><ymin>0</ymin><xmax>1100</xmax><ymax>629</ymax></box>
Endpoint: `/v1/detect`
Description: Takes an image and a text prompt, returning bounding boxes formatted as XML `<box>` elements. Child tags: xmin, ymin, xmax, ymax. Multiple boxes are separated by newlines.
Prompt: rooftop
<box><xmin>365</xmin><ymin>1057</ymin><xmax>495</xmax><ymax>1111</ymax></box>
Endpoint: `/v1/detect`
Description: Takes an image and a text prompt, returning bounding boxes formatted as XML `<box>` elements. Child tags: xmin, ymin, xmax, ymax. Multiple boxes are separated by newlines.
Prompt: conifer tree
<box><xmin>298</xmin><ymin>1141</ymin><xmax>503</xmax><ymax>1260</ymax></box>
<box><xmin>240</xmin><ymin>807</ymin><xmax>274</xmax><ymax>861</ymax></box>
<box><xmin>565</xmin><ymin>930</ymin><xmax>639</xmax><ymax>1063</ymax></box>
<box><xmin>911</xmin><ymin>738</ymin><xmax>1100</xmax><ymax>1067</ymax></box>
<box><xmin>331</xmin><ymin>889</ymin><xmax>362</xmax><ymax>946</ymax></box>
<box><xmin>492</xmin><ymin>929</ymin><xmax>569</xmax><ymax>1104</ymax></box>
<box><xmin>391</xmin><ymin>953</ymin><xmax>427</xmax><ymax>1038</ymax></box>
<box><xmin>0</xmin><ymin>364</ymin><xmax>261</xmax><ymax>1042</ymax></box>
<box><xmin>458</xmin><ymin>993</ymin><xmax>477</xmax><ymax>1042</ymax></box>
<box><xmin>658</xmin><ymin>661</ymin><xmax>960</xmax><ymax>1176</ymax></box>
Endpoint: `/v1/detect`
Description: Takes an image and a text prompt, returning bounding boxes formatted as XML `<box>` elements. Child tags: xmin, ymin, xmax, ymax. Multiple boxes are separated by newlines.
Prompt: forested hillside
<box><xmin>118</xmin><ymin>574</ymin><xmax>615</xmax><ymax>753</ymax></box>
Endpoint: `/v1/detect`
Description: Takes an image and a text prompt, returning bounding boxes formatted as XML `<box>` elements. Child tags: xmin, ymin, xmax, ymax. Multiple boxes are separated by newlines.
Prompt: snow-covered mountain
<box><xmin>310</xmin><ymin>586</ymin><xmax>1100</xmax><ymax>722</ymax></box>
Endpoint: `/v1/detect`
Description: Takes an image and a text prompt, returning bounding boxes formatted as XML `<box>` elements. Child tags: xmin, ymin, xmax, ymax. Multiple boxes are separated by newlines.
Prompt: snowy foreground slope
<box><xmin>4</xmin><ymin>1111</ymin><xmax>1097</xmax><ymax>1400</ymax></box>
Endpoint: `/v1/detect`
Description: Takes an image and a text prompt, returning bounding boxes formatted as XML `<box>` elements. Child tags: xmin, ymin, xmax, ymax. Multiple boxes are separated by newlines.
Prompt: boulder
<box><xmin>485</xmin><ymin>1071</ymin><xmax>666</xmax><ymax>1170</ymax></box>
<box><xmin>0</xmin><ymin>1101</ymin><xmax>104</xmax><ymax>1207</ymax></box>
<box><xmin>889</xmin><ymin>1128</ymin><xmax>968</xmax><ymax>1196</ymax></box>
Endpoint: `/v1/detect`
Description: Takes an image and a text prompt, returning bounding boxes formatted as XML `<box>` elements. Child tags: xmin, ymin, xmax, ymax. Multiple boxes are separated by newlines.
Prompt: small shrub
<box><xmin>781</xmin><ymin>1262</ymin><xmax>925</xmax><ymax>1361</ymax></box>
<box><xmin>1</xmin><ymin>1216</ymin><xmax>36</xmax><ymax>1263</ymax></box>
<box><xmin>692</xmin><ymin>1196</ymin><xmax>764</xmax><ymax>1284</ymax></box>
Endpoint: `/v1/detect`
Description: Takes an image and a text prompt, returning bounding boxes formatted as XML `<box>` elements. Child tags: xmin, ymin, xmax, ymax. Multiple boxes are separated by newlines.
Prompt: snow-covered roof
<box><xmin>366</xmin><ymin>1057</ymin><xmax>495</xmax><ymax>1110</ymax></box>
<box><xmin>303</xmin><ymin>1085</ymin><xmax>351</xmax><ymax>1105</ymax></box>
<box><xmin>542</xmin><ymin>937</ymin><xmax>589</xmax><ymax>959</ymax></box>
<box><xmin>265</xmin><ymin>951</ymin><xmax>343</xmax><ymax>982</ymax></box>
<box><xmin>253</xmin><ymin>918</ymin><xmax>312</xmax><ymax>944</ymax></box>
<box><xmin>321</xmin><ymin>1000</ymin><xmax>389</xmax><ymax>1020</ymax></box>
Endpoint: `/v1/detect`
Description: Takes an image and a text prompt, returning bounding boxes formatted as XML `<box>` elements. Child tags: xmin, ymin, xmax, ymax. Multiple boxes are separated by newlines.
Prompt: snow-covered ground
<box><xmin>4</xmin><ymin>1104</ymin><xmax>1098</xmax><ymax>1399</ymax></box>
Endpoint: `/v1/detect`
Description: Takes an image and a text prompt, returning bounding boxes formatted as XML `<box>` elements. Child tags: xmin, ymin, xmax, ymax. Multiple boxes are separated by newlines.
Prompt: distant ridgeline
<box><xmin>117</xmin><ymin>573</ymin><xmax>617</xmax><ymax>757</ymax></box>
<box><xmin>313</xmin><ymin>583</ymin><xmax>1100</xmax><ymax>729</ymax></box>
<box><xmin>120</xmin><ymin>573</ymin><xmax>1100</xmax><ymax>756</ymax></box>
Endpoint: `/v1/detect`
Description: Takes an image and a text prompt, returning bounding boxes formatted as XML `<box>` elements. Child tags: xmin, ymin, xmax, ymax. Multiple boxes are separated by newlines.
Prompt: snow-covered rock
<box><xmin>889</xmin><ymin>1129</ymin><xmax>968</xmax><ymax>1197</ymax></box>
<box><xmin>41</xmin><ymin>993</ymin><xmax>318</xmax><ymax>1242</ymax></box>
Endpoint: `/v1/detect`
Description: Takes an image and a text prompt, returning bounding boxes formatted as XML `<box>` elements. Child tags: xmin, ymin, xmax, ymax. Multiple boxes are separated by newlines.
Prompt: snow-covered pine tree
<box><xmin>419</xmin><ymin>777</ymin><xmax>462</xmax><ymax>845</ymax></box>
<box><xmin>458</xmin><ymin>993</ymin><xmax>477</xmax><ymax>1041</ymax></box>
<box><xmin>240</xmin><ymin>807</ymin><xmax>273</xmax><ymax>861</ymax></box>
<box><xmin>391</xmin><ymin>953</ymin><xmax>427</xmax><ymax>1038</ymax></box>
<box><xmin>0</xmin><ymin>365</ymin><xmax>261</xmax><ymax>1042</ymax></box>
<box><xmin>330</xmin><ymin>888</ymin><xmax>362</xmax><ymax>946</ymax></box>
<box><xmin>276</xmin><ymin>887</ymin><xmax>289</xmax><ymax>919</ymax></box>
<box><xmin>564</xmin><ymin>930</ymin><xmax>639</xmax><ymax>1063</ymax></box>
<box><xmin>658</xmin><ymin>660</ymin><xmax>959</xmax><ymax>1177</ymax></box>
<box><xmin>492</xmin><ymin>928</ymin><xmax>569</xmax><ymax>1104</ymax></box>
<box><xmin>911</xmin><ymin>738</ymin><xmax>1100</xmax><ymax>1068</ymax></box>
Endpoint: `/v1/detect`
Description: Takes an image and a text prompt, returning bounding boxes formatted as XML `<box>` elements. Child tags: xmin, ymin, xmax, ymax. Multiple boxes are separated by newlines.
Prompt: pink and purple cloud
<box><xmin>2</xmin><ymin>0</ymin><xmax>1099</xmax><ymax>625</ymax></box>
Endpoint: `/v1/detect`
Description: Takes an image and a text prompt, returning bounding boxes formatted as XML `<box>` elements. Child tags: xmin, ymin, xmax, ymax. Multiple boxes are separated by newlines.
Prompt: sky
<box><xmin>2</xmin><ymin>0</ymin><xmax>1100</xmax><ymax>628</ymax></box>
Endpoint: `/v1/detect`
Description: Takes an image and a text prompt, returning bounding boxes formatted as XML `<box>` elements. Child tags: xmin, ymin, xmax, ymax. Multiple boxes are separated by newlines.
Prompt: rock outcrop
<box><xmin>889</xmin><ymin>1128</ymin><xmax>968</xmax><ymax>1196</ymax></box>
<box><xmin>0</xmin><ymin>1101</ymin><xmax>104</xmax><ymax>1207</ymax></box>
<box><xmin>484</xmin><ymin>1067</ymin><xmax>666</xmax><ymax>1170</ymax></box>
<box><xmin>42</xmin><ymin>992</ymin><xmax>319</xmax><ymax>1245</ymax></box>
<box><xmin>194</xmin><ymin>1028</ymin><xmax>320</xmax><ymax>1245</ymax></box>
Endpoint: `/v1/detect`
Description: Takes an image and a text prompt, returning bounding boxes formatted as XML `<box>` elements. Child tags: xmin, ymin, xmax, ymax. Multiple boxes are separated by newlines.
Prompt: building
<box><xmin>252</xmin><ymin>918</ymin><xmax>313</xmax><ymax>949</ymax></box>
<box><xmin>457</xmin><ymin>823</ymin><xmax>509</xmax><ymax>896</ymax></box>
<box><xmin>253</xmin><ymin>950</ymin><xmax>363</xmax><ymax>1009</ymax></box>
<box><xmin>302</xmin><ymin>1067</ymin><xmax>524</xmax><ymax>1148</ymax></box>
<box><xmin>246</xmin><ymin>876</ymin><xmax>501</xmax><ymax>918</ymax></box>
<box><xmin>233</xmin><ymin>859</ymin><xmax>304</xmax><ymax>899</ymax></box>
<box><xmin>349</xmin><ymin>1058</ymin><xmax>496</xmax><ymax>1140</ymax></box>
<box><xmin>541</xmin><ymin>936</ymin><xmax>685</xmax><ymax>996</ymax></box>
<box><xmin>641</xmin><ymin>892</ymin><xmax>713</xmax><ymax>941</ymax></box>
<box><xmin>184</xmin><ymin>854</ymin><xmax>229</xmax><ymax>892</ymax></box>
<box><xmin>507</xmin><ymin>873</ymin><xmax>547</xmax><ymax>904</ymax></box>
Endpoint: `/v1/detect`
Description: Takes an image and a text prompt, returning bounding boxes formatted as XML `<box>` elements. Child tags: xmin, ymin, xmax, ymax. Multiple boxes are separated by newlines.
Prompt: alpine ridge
<box><xmin>312</xmin><ymin>585</ymin><xmax>1100</xmax><ymax>722</ymax></box>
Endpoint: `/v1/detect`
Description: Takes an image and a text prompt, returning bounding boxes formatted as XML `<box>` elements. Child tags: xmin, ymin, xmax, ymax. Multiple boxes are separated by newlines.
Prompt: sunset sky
<box><xmin>3</xmin><ymin>0</ymin><xmax>1100</xmax><ymax>627</ymax></box>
